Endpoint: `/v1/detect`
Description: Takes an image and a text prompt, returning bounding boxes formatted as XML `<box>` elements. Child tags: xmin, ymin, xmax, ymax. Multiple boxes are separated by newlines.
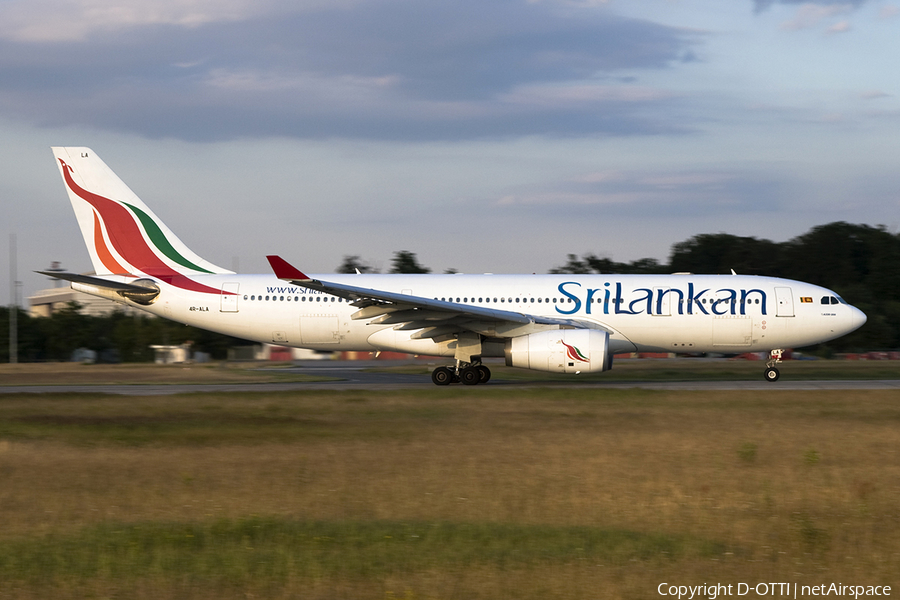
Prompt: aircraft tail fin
<box><xmin>51</xmin><ymin>147</ymin><xmax>233</xmax><ymax>277</ymax></box>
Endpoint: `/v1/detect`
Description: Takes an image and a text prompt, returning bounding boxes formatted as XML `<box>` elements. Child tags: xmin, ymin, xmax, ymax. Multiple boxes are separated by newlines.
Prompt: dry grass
<box><xmin>0</xmin><ymin>387</ymin><xmax>898</xmax><ymax>598</ymax></box>
<box><xmin>0</xmin><ymin>362</ymin><xmax>324</xmax><ymax>385</ymax></box>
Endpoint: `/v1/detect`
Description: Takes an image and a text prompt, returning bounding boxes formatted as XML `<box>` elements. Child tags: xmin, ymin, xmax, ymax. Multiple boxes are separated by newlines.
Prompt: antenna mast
<box><xmin>9</xmin><ymin>233</ymin><xmax>17</xmax><ymax>364</ymax></box>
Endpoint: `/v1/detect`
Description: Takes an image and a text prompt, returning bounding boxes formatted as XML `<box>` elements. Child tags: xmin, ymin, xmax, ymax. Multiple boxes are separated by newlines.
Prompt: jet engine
<box><xmin>505</xmin><ymin>329</ymin><xmax>611</xmax><ymax>374</ymax></box>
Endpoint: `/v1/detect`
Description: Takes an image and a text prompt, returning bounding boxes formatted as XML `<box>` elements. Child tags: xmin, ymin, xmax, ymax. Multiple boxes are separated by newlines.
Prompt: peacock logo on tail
<box><xmin>59</xmin><ymin>158</ymin><xmax>228</xmax><ymax>295</ymax></box>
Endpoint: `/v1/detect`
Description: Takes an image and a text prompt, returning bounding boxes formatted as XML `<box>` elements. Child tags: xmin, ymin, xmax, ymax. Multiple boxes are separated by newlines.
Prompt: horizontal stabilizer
<box><xmin>37</xmin><ymin>271</ymin><xmax>160</xmax><ymax>305</ymax></box>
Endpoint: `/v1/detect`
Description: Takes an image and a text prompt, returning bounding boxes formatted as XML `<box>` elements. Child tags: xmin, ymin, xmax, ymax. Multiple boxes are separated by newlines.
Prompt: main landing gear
<box><xmin>764</xmin><ymin>349</ymin><xmax>784</xmax><ymax>382</ymax></box>
<box><xmin>431</xmin><ymin>361</ymin><xmax>492</xmax><ymax>386</ymax></box>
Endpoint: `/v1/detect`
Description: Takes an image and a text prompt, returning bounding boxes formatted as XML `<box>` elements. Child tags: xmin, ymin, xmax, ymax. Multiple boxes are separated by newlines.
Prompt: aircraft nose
<box><xmin>849</xmin><ymin>306</ymin><xmax>867</xmax><ymax>332</ymax></box>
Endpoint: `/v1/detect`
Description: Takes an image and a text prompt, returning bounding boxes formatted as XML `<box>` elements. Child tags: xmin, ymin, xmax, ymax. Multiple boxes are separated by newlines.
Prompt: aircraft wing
<box><xmin>266</xmin><ymin>255</ymin><xmax>604</xmax><ymax>339</ymax></box>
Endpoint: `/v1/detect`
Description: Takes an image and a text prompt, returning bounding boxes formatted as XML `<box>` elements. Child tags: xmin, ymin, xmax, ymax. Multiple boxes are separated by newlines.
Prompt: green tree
<box><xmin>550</xmin><ymin>253</ymin><xmax>666</xmax><ymax>275</ymax></box>
<box><xmin>669</xmin><ymin>233</ymin><xmax>782</xmax><ymax>275</ymax></box>
<box><xmin>390</xmin><ymin>251</ymin><xmax>430</xmax><ymax>274</ymax></box>
<box><xmin>336</xmin><ymin>255</ymin><xmax>377</xmax><ymax>274</ymax></box>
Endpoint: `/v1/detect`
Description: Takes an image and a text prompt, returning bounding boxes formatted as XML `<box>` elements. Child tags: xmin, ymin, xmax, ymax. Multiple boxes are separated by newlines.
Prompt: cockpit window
<box><xmin>821</xmin><ymin>295</ymin><xmax>846</xmax><ymax>305</ymax></box>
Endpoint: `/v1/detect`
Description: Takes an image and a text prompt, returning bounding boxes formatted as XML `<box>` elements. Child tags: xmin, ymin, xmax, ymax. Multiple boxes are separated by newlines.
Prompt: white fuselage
<box><xmin>74</xmin><ymin>273</ymin><xmax>866</xmax><ymax>357</ymax></box>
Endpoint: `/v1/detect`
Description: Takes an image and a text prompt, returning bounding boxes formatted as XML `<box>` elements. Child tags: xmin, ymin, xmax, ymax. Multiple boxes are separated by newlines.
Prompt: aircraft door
<box><xmin>775</xmin><ymin>287</ymin><xmax>794</xmax><ymax>317</ymax></box>
<box><xmin>300</xmin><ymin>315</ymin><xmax>340</xmax><ymax>344</ymax></box>
<box><xmin>220</xmin><ymin>282</ymin><xmax>240</xmax><ymax>312</ymax></box>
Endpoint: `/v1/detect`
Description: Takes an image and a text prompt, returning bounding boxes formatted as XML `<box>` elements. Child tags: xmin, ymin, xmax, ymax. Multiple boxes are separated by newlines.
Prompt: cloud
<box><xmin>825</xmin><ymin>19</ymin><xmax>852</xmax><ymax>32</ymax></box>
<box><xmin>0</xmin><ymin>0</ymin><xmax>353</xmax><ymax>42</ymax></box>
<box><xmin>0</xmin><ymin>0</ymin><xmax>702</xmax><ymax>141</ymax></box>
<box><xmin>753</xmin><ymin>0</ymin><xmax>866</xmax><ymax>14</ymax></box>
<box><xmin>495</xmin><ymin>168</ymin><xmax>786</xmax><ymax>217</ymax></box>
<box><xmin>879</xmin><ymin>4</ymin><xmax>900</xmax><ymax>18</ymax></box>
<box><xmin>778</xmin><ymin>3</ymin><xmax>855</xmax><ymax>30</ymax></box>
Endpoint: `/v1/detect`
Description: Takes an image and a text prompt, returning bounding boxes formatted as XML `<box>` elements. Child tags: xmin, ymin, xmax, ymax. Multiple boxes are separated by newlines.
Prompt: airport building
<box><xmin>28</xmin><ymin>286</ymin><xmax>140</xmax><ymax>318</ymax></box>
<box><xmin>27</xmin><ymin>263</ymin><xmax>141</xmax><ymax>318</ymax></box>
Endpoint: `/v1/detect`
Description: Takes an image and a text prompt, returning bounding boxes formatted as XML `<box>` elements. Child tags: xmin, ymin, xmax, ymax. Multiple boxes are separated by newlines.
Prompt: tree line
<box><xmin>0</xmin><ymin>303</ymin><xmax>243</xmax><ymax>363</ymax></box>
<box><xmin>1</xmin><ymin>221</ymin><xmax>892</xmax><ymax>362</ymax></box>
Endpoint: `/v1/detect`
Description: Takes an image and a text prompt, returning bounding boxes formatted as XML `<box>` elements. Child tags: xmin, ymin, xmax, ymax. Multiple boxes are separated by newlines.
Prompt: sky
<box><xmin>2</xmin><ymin>0</ymin><xmax>899</xmax><ymax>303</ymax></box>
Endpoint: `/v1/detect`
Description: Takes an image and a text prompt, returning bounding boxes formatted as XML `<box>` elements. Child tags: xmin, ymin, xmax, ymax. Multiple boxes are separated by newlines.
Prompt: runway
<box><xmin>2</xmin><ymin>361</ymin><xmax>900</xmax><ymax>395</ymax></box>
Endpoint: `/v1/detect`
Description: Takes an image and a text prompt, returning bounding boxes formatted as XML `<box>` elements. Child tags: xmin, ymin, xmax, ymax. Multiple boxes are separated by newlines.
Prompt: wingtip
<box><xmin>266</xmin><ymin>255</ymin><xmax>310</xmax><ymax>281</ymax></box>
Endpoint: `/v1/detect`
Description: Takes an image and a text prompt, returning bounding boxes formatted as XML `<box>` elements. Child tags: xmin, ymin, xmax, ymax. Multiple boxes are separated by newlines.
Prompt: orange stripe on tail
<box><xmin>93</xmin><ymin>211</ymin><xmax>133</xmax><ymax>276</ymax></box>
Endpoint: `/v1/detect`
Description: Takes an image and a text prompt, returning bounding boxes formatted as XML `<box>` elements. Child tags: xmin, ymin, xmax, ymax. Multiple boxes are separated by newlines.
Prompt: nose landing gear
<box><xmin>764</xmin><ymin>349</ymin><xmax>784</xmax><ymax>382</ymax></box>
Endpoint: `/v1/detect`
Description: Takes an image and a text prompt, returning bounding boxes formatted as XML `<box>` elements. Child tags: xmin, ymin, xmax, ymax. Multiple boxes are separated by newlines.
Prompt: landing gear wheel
<box><xmin>460</xmin><ymin>367</ymin><xmax>480</xmax><ymax>385</ymax></box>
<box><xmin>477</xmin><ymin>365</ymin><xmax>491</xmax><ymax>384</ymax></box>
<box><xmin>764</xmin><ymin>367</ymin><xmax>780</xmax><ymax>382</ymax></box>
<box><xmin>460</xmin><ymin>367</ymin><xmax>481</xmax><ymax>386</ymax></box>
<box><xmin>432</xmin><ymin>366</ymin><xmax>453</xmax><ymax>386</ymax></box>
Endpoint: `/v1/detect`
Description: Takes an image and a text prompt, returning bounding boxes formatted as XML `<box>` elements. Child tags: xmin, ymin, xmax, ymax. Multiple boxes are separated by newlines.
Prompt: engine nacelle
<box><xmin>505</xmin><ymin>329</ymin><xmax>611</xmax><ymax>374</ymax></box>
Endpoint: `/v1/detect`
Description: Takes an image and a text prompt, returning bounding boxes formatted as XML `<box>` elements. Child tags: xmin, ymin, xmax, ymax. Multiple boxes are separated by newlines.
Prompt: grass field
<box><xmin>0</xmin><ymin>362</ymin><xmax>333</xmax><ymax>386</ymax></box>
<box><xmin>0</xmin><ymin>370</ymin><xmax>898</xmax><ymax>598</ymax></box>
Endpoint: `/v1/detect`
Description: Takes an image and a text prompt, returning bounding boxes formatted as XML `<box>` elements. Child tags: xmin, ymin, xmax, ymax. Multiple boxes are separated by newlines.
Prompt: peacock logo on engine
<box><xmin>560</xmin><ymin>340</ymin><xmax>589</xmax><ymax>363</ymax></box>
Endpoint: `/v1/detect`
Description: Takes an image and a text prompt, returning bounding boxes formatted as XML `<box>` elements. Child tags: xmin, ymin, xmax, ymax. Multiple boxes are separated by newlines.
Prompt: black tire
<box><xmin>477</xmin><ymin>365</ymin><xmax>491</xmax><ymax>384</ymax></box>
<box><xmin>432</xmin><ymin>366</ymin><xmax>453</xmax><ymax>386</ymax></box>
<box><xmin>764</xmin><ymin>367</ymin><xmax>780</xmax><ymax>382</ymax></box>
<box><xmin>460</xmin><ymin>367</ymin><xmax>480</xmax><ymax>385</ymax></box>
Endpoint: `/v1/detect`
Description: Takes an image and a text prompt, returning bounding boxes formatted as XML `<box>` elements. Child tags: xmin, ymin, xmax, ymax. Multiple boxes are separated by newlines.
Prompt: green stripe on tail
<box><xmin>124</xmin><ymin>202</ymin><xmax>213</xmax><ymax>274</ymax></box>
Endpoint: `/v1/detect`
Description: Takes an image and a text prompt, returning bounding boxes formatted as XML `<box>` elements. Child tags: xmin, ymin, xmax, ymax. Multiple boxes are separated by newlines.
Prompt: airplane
<box><xmin>42</xmin><ymin>147</ymin><xmax>867</xmax><ymax>385</ymax></box>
